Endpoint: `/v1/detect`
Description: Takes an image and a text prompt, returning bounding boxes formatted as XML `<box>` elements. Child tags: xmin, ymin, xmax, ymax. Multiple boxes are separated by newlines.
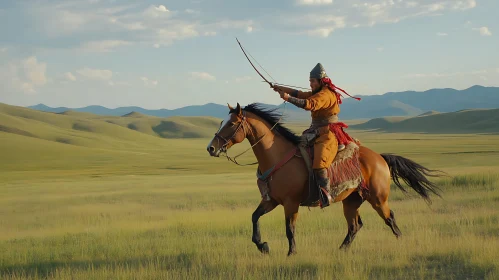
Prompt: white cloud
<box><xmin>208</xmin><ymin>19</ymin><xmax>255</xmax><ymax>30</ymax></box>
<box><xmin>0</xmin><ymin>47</ymin><xmax>7</xmax><ymax>53</ymax></box>
<box><xmin>427</xmin><ymin>3</ymin><xmax>445</xmax><ymax>12</ymax></box>
<box><xmin>115</xmin><ymin>21</ymin><xmax>146</xmax><ymax>31</ymax></box>
<box><xmin>19</xmin><ymin>2</ymin><xmax>255</xmax><ymax>50</ymax></box>
<box><xmin>155</xmin><ymin>5</ymin><xmax>169</xmax><ymax>12</ymax></box>
<box><xmin>22</xmin><ymin>57</ymin><xmax>47</xmax><ymax>88</ymax></box>
<box><xmin>155</xmin><ymin>24</ymin><xmax>200</xmax><ymax>45</ymax></box>
<box><xmin>18</xmin><ymin>0</ymin><xmax>482</xmax><ymax>48</ymax></box>
<box><xmin>190</xmin><ymin>72</ymin><xmax>216</xmax><ymax>81</ymax></box>
<box><xmin>76</xmin><ymin>67</ymin><xmax>113</xmax><ymax>81</ymax></box>
<box><xmin>144</xmin><ymin>5</ymin><xmax>171</xmax><ymax>18</ymax></box>
<box><xmin>473</xmin><ymin>27</ymin><xmax>492</xmax><ymax>36</ymax></box>
<box><xmin>284</xmin><ymin>14</ymin><xmax>346</xmax><ymax>37</ymax></box>
<box><xmin>377</xmin><ymin>47</ymin><xmax>384</xmax><ymax>52</ymax></box>
<box><xmin>79</xmin><ymin>40</ymin><xmax>131</xmax><ymax>52</ymax></box>
<box><xmin>307</xmin><ymin>27</ymin><xmax>334</xmax><ymax>38</ymax></box>
<box><xmin>0</xmin><ymin>56</ymin><xmax>48</xmax><ymax>94</ymax></box>
<box><xmin>43</xmin><ymin>10</ymin><xmax>88</xmax><ymax>35</ymax></box>
<box><xmin>437</xmin><ymin>32</ymin><xmax>448</xmax><ymax>36</ymax></box>
<box><xmin>343</xmin><ymin>0</ymin><xmax>478</xmax><ymax>31</ymax></box>
<box><xmin>65</xmin><ymin>72</ymin><xmax>76</xmax><ymax>81</ymax></box>
<box><xmin>453</xmin><ymin>0</ymin><xmax>476</xmax><ymax>10</ymax></box>
<box><xmin>140</xmin><ymin>77</ymin><xmax>158</xmax><ymax>87</ymax></box>
<box><xmin>296</xmin><ymin>0</ymin><xmax>333</xmax><ymax>5</ymax></box>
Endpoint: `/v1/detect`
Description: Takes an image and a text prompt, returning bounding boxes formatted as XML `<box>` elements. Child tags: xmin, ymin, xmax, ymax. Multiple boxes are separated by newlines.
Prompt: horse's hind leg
<box><xmin>252</xmin><ymin>199</ymin><xmax>278</xmax><ymax>254</ymax></box>
<box><xmin>368</xmin><ymin>195</ymin><xmax>402</xmax><ymax>238</ymax></box>
<box><xmin>340</xmin><ymin>191</ymin><xmax>365</xmax><ymax>250</ymax></box>
<box><xmin>283</xmin><ymin>199</ymin><xmax>300</xmax><ymax>256</ymax></box>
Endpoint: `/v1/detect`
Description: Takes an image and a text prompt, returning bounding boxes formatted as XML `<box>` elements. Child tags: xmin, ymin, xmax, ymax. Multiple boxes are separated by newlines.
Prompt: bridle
<box><xmin>214</xmin><ymin>111</ymin><xmax>249</xmax><ymax>155</ymax></box>
<box><xmin>213</xmin><ymin>105</ymin><xmax>286</xmax><ymax>166</ymax></box>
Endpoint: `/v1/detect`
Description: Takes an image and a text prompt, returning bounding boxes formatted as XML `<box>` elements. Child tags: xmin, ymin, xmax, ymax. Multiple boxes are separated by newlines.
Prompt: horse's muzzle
<box><xmin>207</xmin><ymin>145</ymin><xmax>220</xmax><ymax>157</ymax></box>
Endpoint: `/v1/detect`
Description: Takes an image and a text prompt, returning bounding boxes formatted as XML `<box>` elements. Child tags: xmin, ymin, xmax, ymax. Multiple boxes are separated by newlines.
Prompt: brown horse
<box><xmin>207</xmin><ymin>103</ymin><xmax>443</xmax><ymax>256</ymax></box>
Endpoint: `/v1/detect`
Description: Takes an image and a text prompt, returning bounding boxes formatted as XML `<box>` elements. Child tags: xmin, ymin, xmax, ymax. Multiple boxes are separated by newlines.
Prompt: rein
<box><xmin>215</xmin><ymin>102</ymin><xmax>288</xmax><ymax>166</ymax></box>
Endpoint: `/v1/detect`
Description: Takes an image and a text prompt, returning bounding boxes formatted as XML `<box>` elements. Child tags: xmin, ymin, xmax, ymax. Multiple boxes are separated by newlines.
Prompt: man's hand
<box><xmin>270</xmin><ymin>84</ymin><xmax>289</xmax><ymax>100</ymax></box>
<box><xmin>279</xmin><ymin>90</ymin><xmax>289</xmax><ymax>101</ymax></box>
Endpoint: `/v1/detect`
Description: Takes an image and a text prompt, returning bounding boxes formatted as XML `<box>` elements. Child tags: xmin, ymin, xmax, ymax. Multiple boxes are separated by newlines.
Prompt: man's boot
<box><xmin>314</xmin><ymin>168</ymin><xmax>332</xmax><ymax>208</ymax></box>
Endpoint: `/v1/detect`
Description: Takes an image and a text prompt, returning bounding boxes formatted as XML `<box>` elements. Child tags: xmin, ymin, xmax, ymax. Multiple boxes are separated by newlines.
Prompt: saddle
<box><xmin>255</xmin><ymin>128</ymin><xmax>366</xmax><ymax>207</ymax></box>
<box><xmin>298</xmin><ymin>133</ymin><xmax>364</xmax><ymax>207</ymax></box>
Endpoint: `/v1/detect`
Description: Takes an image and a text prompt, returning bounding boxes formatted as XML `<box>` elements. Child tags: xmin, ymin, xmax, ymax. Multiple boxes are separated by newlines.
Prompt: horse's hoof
<box><xmin>287</xmin><ymin>250</ymin><xmax>297</xmax><ymax>256</ymax></box>
<box><xmin>259</xmin><ymin>242</ymin><xmax>270</xmax><ymax>254</ymax></box>
<box><xmin>339</xmin><ymin>244</ymin><xmax>350</xmax><ymax>251</ymax></box>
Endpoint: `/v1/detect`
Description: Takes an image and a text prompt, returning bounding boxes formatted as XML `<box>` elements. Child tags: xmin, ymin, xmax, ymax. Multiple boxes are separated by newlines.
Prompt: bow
<box><xmin>236</xmin><ymin>38</ymin><xmax>276</xmax><ymax>88</ymax></box>
<box><xmin>236</xmin><ymin>38</ymin><xmax>310</xmax><ymax>91</ymax></box>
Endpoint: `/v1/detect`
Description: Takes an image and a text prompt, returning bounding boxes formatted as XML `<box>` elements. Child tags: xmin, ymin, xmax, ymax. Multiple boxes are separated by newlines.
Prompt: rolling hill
<box><xmin>27</xmin><ymin>85</ymin><xmax>499</xmax><ymax>120</ymax></box>
<box><xmin>0</xmin><ymin>103</ymin><xmax>222</xmax><ymax>150</ymax></box>
<box><xmin>350</xmin><ymin>108</ymin><xmax>499</xmax><ymax>133</ymax></box>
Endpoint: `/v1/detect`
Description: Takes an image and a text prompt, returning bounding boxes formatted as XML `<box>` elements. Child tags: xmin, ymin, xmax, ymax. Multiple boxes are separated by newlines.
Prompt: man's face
<box><xmin>309</xmin><ymin>78</ymin><xmax>321</xmax><ymax>93</ymax></box>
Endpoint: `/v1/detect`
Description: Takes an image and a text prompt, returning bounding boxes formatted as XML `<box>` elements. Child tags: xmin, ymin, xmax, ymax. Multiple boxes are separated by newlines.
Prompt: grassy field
<box><xmin>1</xmin><ymin>105</ymin><xmax>499</xmax><ymax>279</ymax></box>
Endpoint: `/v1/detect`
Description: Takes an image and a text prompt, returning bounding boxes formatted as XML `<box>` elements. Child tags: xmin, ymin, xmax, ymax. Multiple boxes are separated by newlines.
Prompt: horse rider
<box><xmin>272</xmin><ymin>63</ymin><xmax>359</xmax><ymax>208</ymax></box>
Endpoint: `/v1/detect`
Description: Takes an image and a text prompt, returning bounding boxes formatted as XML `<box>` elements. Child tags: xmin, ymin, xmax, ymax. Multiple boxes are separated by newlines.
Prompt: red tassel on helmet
<box><xmin>321</xmin><ymin>77</ymin><xmax>361</xmax><ymax>104</ymax></box>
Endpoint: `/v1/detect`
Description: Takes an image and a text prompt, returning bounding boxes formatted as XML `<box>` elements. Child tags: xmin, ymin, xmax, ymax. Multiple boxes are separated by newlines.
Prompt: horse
<box><xmin>206</xmin><ymin>102</ymin><xmax>444</xmax><ymax>256</ymax></box>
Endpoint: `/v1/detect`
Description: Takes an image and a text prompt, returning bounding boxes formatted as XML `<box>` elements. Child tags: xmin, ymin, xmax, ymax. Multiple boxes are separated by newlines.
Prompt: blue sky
<box><xmin>0</xmin><ymin>0</ymin><xmax>497</xmax><ymax>109</ymax></box>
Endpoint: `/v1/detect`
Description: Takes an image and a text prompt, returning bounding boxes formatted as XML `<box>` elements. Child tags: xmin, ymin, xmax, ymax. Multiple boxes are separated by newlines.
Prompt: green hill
<box><xmin>0</xmin><ymin>103</ymin><xmax>256</xmax><ymax>181</ymax></box>
<box><xmin>0</xmin><ymin>103</ymin><xmax>222</xmax><ymax>149</ymax></box>
<box><xmin>105</xmin><ymin>115</ymin><xmax>221</xmax><ymax>139</ymax></box>
<box><xmin>350</xmin><ymin>108</ymin><xmax>499</xmax><ymax>133</ymax></box>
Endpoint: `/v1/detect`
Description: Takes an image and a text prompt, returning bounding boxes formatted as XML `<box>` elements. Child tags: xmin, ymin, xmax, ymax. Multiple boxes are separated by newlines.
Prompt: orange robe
<box><xmin>295</xmin><ymin>87</ymin><xmax>339</xmax><ymax>169</ymax></box>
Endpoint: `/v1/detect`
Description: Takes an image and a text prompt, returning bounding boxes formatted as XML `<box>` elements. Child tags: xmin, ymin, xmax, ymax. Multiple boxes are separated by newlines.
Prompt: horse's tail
<box><xmin>381</xmin><ymin>153</ymin><xmax>446</xmax><ymax>204</ymax></box>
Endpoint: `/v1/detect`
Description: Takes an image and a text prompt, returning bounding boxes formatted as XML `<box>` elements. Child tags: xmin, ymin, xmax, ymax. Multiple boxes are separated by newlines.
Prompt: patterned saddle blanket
<box><xmin>299</xmin><ymin>141</ymin><xmax>365</xmax><ymax>206</ymax></box>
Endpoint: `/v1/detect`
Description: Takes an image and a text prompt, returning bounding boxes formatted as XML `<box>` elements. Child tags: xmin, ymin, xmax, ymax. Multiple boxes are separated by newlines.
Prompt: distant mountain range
<box><xmin>28</xmin><ymin>85</ymin><xmax>499</xmax><ymax>121</ymax></box>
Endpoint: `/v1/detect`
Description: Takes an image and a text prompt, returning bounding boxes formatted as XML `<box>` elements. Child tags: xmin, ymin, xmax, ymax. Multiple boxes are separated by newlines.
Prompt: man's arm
<box><xmin>286</xmin><ymin>95</ymin><xmax>306</xmax><ymax>108</ymax></box>
<box><xmin>274</xmin><ymin>85</ymin><xmax>313</xmax><ymax>99</ymax></box>
<box><xmin>302</xmin><ymin>90</ymin><xmax>335</xmax><ymax>111</ymax></box>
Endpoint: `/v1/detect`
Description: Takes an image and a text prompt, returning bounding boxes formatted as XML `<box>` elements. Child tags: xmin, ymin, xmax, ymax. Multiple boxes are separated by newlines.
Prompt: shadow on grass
<box><xmin>370</xmin><ymin>253</ymin><xmax>495</xmax><ymax>279</ymax></box>
<box><xmin>269</xmin><ymin>262</ymin><xmax>320</xmax><ymax>279</ymax></box>
<box><xmin>0</xmin><ymin>253</ymin><xmax>195</xmax><ymax>279</ymax></box>
<box><xmin>1</xmin><ymin>253</ymin><xmax>323</xmax><ymax>279</ymax></box>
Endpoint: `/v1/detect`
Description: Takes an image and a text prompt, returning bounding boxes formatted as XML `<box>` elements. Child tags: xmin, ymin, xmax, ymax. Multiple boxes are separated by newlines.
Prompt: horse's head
<box><xmin>207</xmin><ymin>103</ymin><xmax>248</xmax><ymax>157</ymax></box>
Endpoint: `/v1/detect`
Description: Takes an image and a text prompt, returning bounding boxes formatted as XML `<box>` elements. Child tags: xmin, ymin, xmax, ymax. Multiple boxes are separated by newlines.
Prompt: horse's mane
<box><xmin>230</xmin><ymin>103</ymin><xmax>301</xmax><ymax>145</ymax></box>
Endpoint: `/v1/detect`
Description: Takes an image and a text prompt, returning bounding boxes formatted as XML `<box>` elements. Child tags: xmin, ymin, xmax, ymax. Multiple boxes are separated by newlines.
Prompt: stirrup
<box><xmin>320</xmin><ymin>187</ymin><xmax>332</xmax><ymax>208</ymax></box>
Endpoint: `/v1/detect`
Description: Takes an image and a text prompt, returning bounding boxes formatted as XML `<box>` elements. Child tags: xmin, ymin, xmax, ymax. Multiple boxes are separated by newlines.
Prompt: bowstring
<box><xmin>241</xmin><ymin>45</ymin><xmax>309</xmax><ymax>91</ymax></box>
<box><xmin>240</xmin><ymin>44</ymin><xmax>278</xmax><ymax>85</ymax></box>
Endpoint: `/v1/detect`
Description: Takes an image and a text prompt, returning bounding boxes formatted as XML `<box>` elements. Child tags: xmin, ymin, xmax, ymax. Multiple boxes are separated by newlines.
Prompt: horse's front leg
<box><xmin>252</xmin><ymin>199</ymin><xmax>278</xmax><ymax>254</ymax></box>
<box><xmin>284</xmin><ymin>200</ymin><xmax>300</xmax><ymax>256</ymax></box>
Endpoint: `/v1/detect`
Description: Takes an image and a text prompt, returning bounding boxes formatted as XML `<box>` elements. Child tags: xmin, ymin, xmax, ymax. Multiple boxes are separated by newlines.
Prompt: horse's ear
<box><xmin>227</xmin><ymin>103</ymin><xmax>234</xmax><ymax>111</ymax></box>
<box><xmin>236</xmin><ymin>103</ymin><xmax>242</xmax><ymax>116</ymax></box>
